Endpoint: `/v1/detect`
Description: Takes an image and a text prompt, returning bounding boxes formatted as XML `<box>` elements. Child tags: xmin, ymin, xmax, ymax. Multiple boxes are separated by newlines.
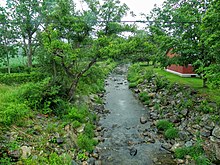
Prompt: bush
<box><xmin>175</xmin><ymin>147</ymin><xmax>189</xmax><ymax>159</ymax></box>
<box><xmin>175</xmin><ymin>141</ymin><xmax>210</xmax><ymax>164</ymax></box>
<box><xmin>0</xmin><ymin>72</ymin><xmax>46</xmax><ymax>85</ymax></box>
<box><xmin>165</xmin><ymin>127</ymin><xmax>179</xmax><ymax>139</ymax></box>
<box><xmin>23</xmin><ymin>153</ymin><xmax>72</xmax><ymax>165</ymax></box>
<box><xmin>65</xmin><ymin>106</ymin><xmax>90</xmax><ymax>123</ymax></box>
<box><xmin>0</xmin><ymin>102</ymin><xmax>30</xmax><ymax>125</ymax></box>
<box><xmin>77</xmin><ymin>134</ymin><xmax>98</xmax><ymax>152</ymax></box>
<box><xmin>17</xmin><ymin>78</ymin><xmax>67</xmax><ymax>115</ymax></box>
<box><xmin>139</xmin><ymin>92</ymin><xmax>150</xmax><ymax>102</ymax></box>
<box><xmin>84</xmin><ymin>123</ymin><xmax>95</xmax><ymax>138</ymax></box>
<box><xmin>156</xmin><ymin>120</ymin><xmax>173</xmax><ymax>131</ymax></box>
<box><xmin>129</xmin><ymin>82</ymin><xmax>138</xmax><ymax>88</ymax></box>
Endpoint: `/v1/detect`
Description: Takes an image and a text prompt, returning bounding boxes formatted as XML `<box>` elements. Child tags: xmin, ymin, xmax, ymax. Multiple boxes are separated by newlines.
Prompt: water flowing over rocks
<box><xmin>88</xmin><ymin>65</ymin><xmax>175</xmax><ymax>165</ymax></box>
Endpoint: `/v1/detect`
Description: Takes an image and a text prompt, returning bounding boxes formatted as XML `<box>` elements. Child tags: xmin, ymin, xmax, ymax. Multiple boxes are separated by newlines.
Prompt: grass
<box><xmin>147</xmin><ymin>66</ymin><xmax>220</xmax><ymax>104</ymax></box>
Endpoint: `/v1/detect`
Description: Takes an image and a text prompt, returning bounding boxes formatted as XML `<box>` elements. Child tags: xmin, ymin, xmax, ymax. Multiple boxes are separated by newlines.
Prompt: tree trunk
<box><xmin>6</xmin><ymin>52</ymin><xmax>10</xmax><ymax>74</ymax></box>
<box><xmin>27</xmin><ymin>37</ymin><xmax>33</xmax><ymax>68</ymax></box>
<box><xmin>68</xmin><ymin>80</ymin><xmax>78</xmax><ymax>102</ymax></box>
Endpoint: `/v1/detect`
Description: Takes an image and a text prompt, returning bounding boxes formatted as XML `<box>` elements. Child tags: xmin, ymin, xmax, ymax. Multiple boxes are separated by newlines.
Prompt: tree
<box><xmin>0</xmin><ymin>7</ymin><xmax>17</xmax><ymax>73</ymax></box>
<box><xmin>200</xmin><ymin>0</ymin><xmax>220</xmax><ymax>88</ymax></box>
<box><xmin>146</xmin><ymin>0</ymin><xmax>211</xmax><ymax>87</ymax></box>
<box><xmin>7</xmin><ymin>0</ymin><xmax>43</xmax><ymax>67</ymax></box>
<box><xmin>84</xmin><ymin>0</ymin><xmax>130</xmax><ymax>36</ymax></box>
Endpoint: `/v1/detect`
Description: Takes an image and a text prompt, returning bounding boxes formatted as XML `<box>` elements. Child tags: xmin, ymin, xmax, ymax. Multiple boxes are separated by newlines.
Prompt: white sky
<box><xmin>120</xmin><ymin>0</ymin><xmax>164</xmax><ymax>20</ymax></box>
<box><xmin>0</xmin><ymin>0</ymin><xmax>164</xmax><ymax>18</ymax></box>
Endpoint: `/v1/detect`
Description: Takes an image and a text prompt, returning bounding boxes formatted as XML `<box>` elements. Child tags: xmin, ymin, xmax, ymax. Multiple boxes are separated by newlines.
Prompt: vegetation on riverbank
<box><xmin>0</xmin><ymin>60</ymin><xmax>116</xmax><ymax>164</ymax></box>
<box><xmin>128</xmin><ymin>63</ymin><xmax>220</xmax><ymax>165</ymax></box>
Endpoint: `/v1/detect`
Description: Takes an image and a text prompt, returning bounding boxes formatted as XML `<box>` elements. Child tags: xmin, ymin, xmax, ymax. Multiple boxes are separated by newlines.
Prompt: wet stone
<box><xmin>8</xmin><ymin>150</ymin><xmax>22</xmax><ymax>160</ymax></box>
<box><xmin>140</xmin><ymin>116</ymin><xmax>148</xmax><ymax>124</ymax></box>
<box><xmin>56</xmin><ymin>137</ymin><xmax>64</xmax><ymax>144</ymax></box>
<box><xmin>212</xmin><ymin>125</ymin><xmax>220</xmax><ymax>139</ymax></box>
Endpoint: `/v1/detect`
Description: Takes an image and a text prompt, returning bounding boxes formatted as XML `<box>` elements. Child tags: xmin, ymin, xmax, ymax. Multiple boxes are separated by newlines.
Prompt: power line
<box><xmin>0</xmin><ymin>20</ymin><xmax>202</xmax><ymax>25</ymax></box>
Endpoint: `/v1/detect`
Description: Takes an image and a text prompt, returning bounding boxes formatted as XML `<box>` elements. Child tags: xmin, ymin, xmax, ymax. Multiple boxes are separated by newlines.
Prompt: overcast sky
<box><xmin>0</xmin><ymin>0</ymin><xmax>164</xmax><ymax>20</ymax></box>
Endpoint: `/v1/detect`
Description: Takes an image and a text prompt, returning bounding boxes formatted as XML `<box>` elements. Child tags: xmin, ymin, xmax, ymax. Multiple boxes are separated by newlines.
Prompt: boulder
<box><xmin>140</xmin><ymin>116</ymin><xmax>148</xmax><ymax>124</ymax></box>
<box><xmin>21</xmin><ymin>146</ymin><xmax>32</xmax><ymax>159</ymax></box>
<box><xmin>212</xmin><ymin>125</ymin><xmax>220</xmax><ymax>139</ymax></box>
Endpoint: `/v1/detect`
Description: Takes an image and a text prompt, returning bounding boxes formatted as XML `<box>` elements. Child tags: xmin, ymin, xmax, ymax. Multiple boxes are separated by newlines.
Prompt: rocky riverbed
<box><xmin>125</xmin><ymin>64</ymin><xmax>220</xmax><ymax>164</ymax></box>
<box><xmin>88</xmin><ymin>65</ymin><xmax>175</xmax><ymax>165</ymax></box>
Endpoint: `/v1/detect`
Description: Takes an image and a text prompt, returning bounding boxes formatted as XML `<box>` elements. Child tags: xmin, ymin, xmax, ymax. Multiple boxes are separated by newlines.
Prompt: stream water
<box><xmin>96</xmin><ymin>65</ymin><xmax>175</xmax><ymax>165</ymax></box>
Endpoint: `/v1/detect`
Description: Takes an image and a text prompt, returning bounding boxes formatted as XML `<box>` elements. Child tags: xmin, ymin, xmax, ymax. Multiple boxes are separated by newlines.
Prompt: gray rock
<box><xmin>181</xmin><ymin>109</ymin><xmax>188</xmax><ymax>116</ymax></box>
<box><xmin>212</xmin><ymin>125</ymin><xmax>220</xmax><ymax>139</ymax></box>
<box><xmin>76</xmin><ymin>124</ymin><xmax>85</xmax><ymax>133</ymax></box>
<box><xmin>8</xmin><ymin>150</ymin><xmax>21</xmax><ymax>159</ymax></box>
<box><xmin>140</xmin><ymin>116</ymin><xmax>148</xmax><ymax>124</ymax></box>
<box><xmin>72</xmin><ymin>160</ymin><xmax>79</xmax><ymax>165</ymax></box>
<box><xmin>95</xmin><ymin>160</ymin><xmax>102</xmax><ymax>165</ymax></box>
<box><xmin>148</xmin><ymin>93</ymin><xmax>156</xmax><ymax>98</ymax></box>
<box><xmin>87</xmin><ymin>158</ymin><xmax>95</xmax><ymax>165</ymax></box>
<box><xmin>21</xmin><ymin>146</ymin><xmax>32</xmax><ymax>159</ymax></box>
<box><xmin>171</xmin><ymin>142</ymin><xmax>184</xmax><ymax>152</ymax></box>
<box><xmin>200</xmin><ymin>129</ymin><xmax>211</xmax><ymax>137</ymax></box>
<box><xmin>185</xmin><ymin>141</ymin><xmax>193</xmax><ymax>147</ymax></box>
<box><xmin>56</xmin><ymin>137</ymin><xmax>64</xmax><ymax>144</ymax></box>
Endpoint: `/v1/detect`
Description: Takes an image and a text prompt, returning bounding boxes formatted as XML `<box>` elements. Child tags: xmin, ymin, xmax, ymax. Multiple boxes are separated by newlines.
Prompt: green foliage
<box><xmin>175</xmin><ymin>147</ymin><xmax>189</xmax><ymax>159</ymax></box>
<box><xmin>164</xmin><ymin>127</ymin><xmax>179</xmax><ymax>139</ymax></box>
<box><xmin>139</xmin><ymin>92</ymin><xmax>150</xmax><ymax>105</ymax></box>
<box><xmin>197</xmin><ymin>100</ymin><xmax>214</xmax><ymax>114</ymax></box>
<box><xmin>195</xmin><ymin>155</ymin><xmax>211</xmax><ymax>165</ymax></box>
<box><xmin>0</xmin><ymin>102</ymin><xmax>29</xmax><ymax>125</ymax></box>
<box><xmin>129</xmin><ymin>82</ymin><xmax>138</xmax><ymax>88</ymax></box>
<box><xmin>156</xmin><ymin>120</ymin><xmax>173</xmax><ymax>131</ymax></box>
<box><xmin>77</xmin><ymin>150</ymin><xmax>89</xmax><ymax>161</ymax></box>
<box><xmin>77</xmin><ymin>134</ymin><xmax>98</xmax><ymax>152</ymax></box>
<box><xmin>17</xmin><ymin>78</ymin><xmax>67</xmax><ymax>115</ymax></box>
<box><xmin>65</xmin><ymin>106</ymin><xmax>90</xmax><ymax>123</ymax></box>
<box><xmin>84</xmin><ymin>123</ymin><xmax>95</xmax><ymax>138</ymax></box>
<box><xmin>153</xmin><ymin>75</ymin><xmax>168</xmax><ymax>90</ymax></box>
<box><xmin>72</xmin><ymin>120</ymin><xmax>81</xmax><ymax>129</ymax></box>
<box><xmin>23</xmin><ymin>153</ymin><xmax>72</xmax><ymax>165</ymax></box>
<box><xmin>0</xmin><ymin>72</ymin><xmax>46</xmax><ymax>85</ymax></box>
<box><xmin>175</xmin><ymin>141</ymin><xmax>210</xmax><ymax>164</ymax></box>
<box><xmin>0</xmin><ymin>155</ymin><xmax>11</xmax><ymax>165</ymax></box>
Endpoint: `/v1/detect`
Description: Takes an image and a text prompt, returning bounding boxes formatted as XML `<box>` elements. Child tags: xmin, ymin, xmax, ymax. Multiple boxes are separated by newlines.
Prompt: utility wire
<box><xmin>0</xmin><ymin>20</ymin><xmax>202</xmax><ymax>25</ymax></box>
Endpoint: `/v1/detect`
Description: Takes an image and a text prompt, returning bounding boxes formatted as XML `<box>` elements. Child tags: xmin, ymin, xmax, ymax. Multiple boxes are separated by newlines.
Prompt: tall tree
<box><xmin>200</xmin><ymin>0</ymin><xmax>220</xmax><ymax>88</ymax></box>
<box><xmin>7</xmin><ymin>0</ymin><xmax>43</xmax><ymax>67</ymax></box>
<box><xmin>0</xmin><ymin>6</ymin><xmax>17</xmax><ymax>73</ymax></box>
<box><xmin>84</xmin><ymin>0</ymin><xmax>130</xmax><ymax>36</ymax></box>
<box><xmin>147</xmin><ymin>0</ymin><xmax>211</xmax><ymax>86</ymax></box>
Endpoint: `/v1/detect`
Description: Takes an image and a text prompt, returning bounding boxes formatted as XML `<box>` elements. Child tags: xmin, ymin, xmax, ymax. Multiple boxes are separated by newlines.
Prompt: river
<box><xmin>95</xmin><ymin>65</ymin><xmax>175</xmax><ymax>165</ymax></box>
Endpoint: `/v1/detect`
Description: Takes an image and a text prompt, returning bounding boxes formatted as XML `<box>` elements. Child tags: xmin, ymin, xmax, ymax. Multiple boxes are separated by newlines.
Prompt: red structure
<box><xmin>165</xmin><ymin>49</ymin><xmax>197</xmax><ymax>77</ymax></box>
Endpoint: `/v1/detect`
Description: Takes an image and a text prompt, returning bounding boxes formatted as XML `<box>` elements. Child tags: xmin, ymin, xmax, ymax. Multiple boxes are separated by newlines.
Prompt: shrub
<box><xmin>175</xmin><ymin>147</ymin><xmax>189</xmax><ymax>159</ymax></box>
<box><xmin>0</xmin><ymin>102</ymin><xmax>30</xmax><ymax>125</ymax></box>
<box><xmin>23</xmin><ymin>153</ymin><xmax>72</xmax><ymax>165</ymax></box>
<box><xmin>165</xmin><ymin>127</ymin><xmax>179</xmax><ymax>139</ymax></box>
<box><xmin>77</xmin><ymin>134</ymin><xmax>98</xmax><ymax>152</ymax></box>
<box><xmin>72</xmin><ymin>120</ymin><xmax>81</xmax><ymax>128</ymax></box>
<box><xmin>65</xmin><ymin>106</ymin><xmax>89</xmax><ymax>123</ymax></box>
<box><xmin>195</xmin><ymin>155</ymin><xmax>211</xmax><ymax>165</ymax></box>
<box><xmin>197</xmin><ymin>100</ymin><xmax>214</xmax><ymax>113</ymax></box>
<box><xmin>0</xmin><ymin>72</ymin><xmax>46</xmax><ymax>85</ymax></box>
<box><xmin>17</xmin><ymin>78</ymin><xmax>67</xmax><ymax>115</ymax></box>
<box><xmin>156</xmin><ymin>120</ymin><xmax>173</xmax><ymax>131</ymax></box>
<box><xmin>84</xmin><ymin>123</ymin><xmax>95</xmax><ymax>138</ymax></box>
<box><xmin>175</xmin><ymin>141</ymin><xmax>210</xmax><ymax>164</ymax></box>
<box><xmin>143</xmin><ymin>69</ymin><xmax>154</xmax><ymax>82</ymax></box>
<box><xmin>139</xmin><ymin>92</ymin><xmax>150</xmax><ymax>102</ymax></box>
<box><xmin>129</xmin><ymin>82</ymin><xmax>138</xmax><ymax>88</ymax></box>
